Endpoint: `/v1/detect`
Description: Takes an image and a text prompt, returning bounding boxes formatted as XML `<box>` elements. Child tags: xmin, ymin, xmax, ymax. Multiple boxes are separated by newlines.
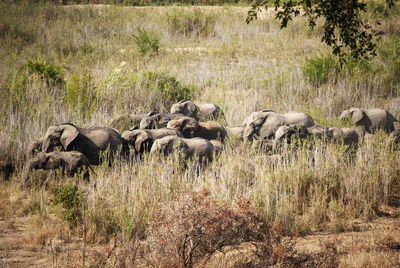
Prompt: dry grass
<box><xmin>0</xmin><ymin>2</ymin><xmax>400</xmax><ymax>267</ymax></box>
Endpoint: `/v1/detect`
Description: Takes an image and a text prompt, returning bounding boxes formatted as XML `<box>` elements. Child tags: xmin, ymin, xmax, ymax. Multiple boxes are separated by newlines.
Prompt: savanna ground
<box><xmin>1</xmin><ymin>1</ymin><xmax>400</xmax><ymax>267</ymax></box>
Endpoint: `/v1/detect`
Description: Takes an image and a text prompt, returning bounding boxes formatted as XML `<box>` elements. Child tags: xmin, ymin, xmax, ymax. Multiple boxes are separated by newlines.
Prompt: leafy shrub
<box><xmin>377</xmin><ymin>36</ymin><xmax>400</xmax><ymax>96</ymax></box>
<box><xmin>141</xmin><ymin>189</ymin><xmax>272</xmax><ymax>266</ymax></box>
<box><xmin>166</xmin><ymin>9</ymin><xmax>216</xmax><ymax>38</ymax></box>
<box><xmin>51</xmin><ymin>184</ymin><xmax>83</xmax><ymax>227</ymax></box>
<box><xmin>302</xmin><ymin>54</ymin><xmax>337</xmax><ymax>86</ymax></box>
<box><xmin>23</xmin><ymin>60</ymin><xmax>65</xmax><ymax>88</ymax></box>
<box><xmin>133</xmin><ymin>26</ymin><xmax>160</xmax><ymax>55</ymax></box>
<box><xmin>63</xmin><ymin>72</ymin><xmax>97</xmax><ymax>115</ymax></box>
<box><xmin>137</xmin><ymin>71</ymin><xmax>196</xmax><ymax>111</ymax></box>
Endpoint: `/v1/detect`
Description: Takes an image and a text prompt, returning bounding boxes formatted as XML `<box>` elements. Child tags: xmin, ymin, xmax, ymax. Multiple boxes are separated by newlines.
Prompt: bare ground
<box><xmin>1</xmin><ymin>204</ymin><xmax>399</xmax><ymax>267</ymax></box>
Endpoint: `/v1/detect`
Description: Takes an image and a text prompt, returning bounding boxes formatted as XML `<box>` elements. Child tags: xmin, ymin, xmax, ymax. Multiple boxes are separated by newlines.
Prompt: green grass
<box><xmin>0</xmin><ymin>2</ymin><xmax>400</xmax><ymax>265</ymax></box>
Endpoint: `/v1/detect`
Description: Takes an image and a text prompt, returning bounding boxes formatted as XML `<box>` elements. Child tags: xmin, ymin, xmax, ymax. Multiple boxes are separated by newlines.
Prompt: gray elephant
<box><xmin>339</xmin><ymin>108</ymin><xmax>398</xmax><ymax>137</ymax></box>
<box><xmin>26</xmin><ymin>151</ymin><xmax>93</xmax><ymax>180</ymax></box>
<box><xmin>109</xmin><ymin>113</ymin><xmax>147</xmax><ymax>132</ymax></box>
<box><xmin>225</xmin><ymin>126</ymin><xmax>245</xmax><ymax>140</ymax></box>
<box><xmin>272</xmin><ymin>125</ymin><xmax>310</xmax><ymax>153</ymax></box>
<box><xmin>244</xmin><ymin>111</ymin><xmax>315</xmax><ymax>141</ymax></box>
<box><xmin>167</xmin><ymin>117</ymin><xmax>227</xmax><ymax>142</ymax></box>
<box><xmin>329</xmin><ymin>127</ymin><xmax>359</xmax><ymax>149</ymax></box>
<box><xmin>170</xmin><ymin>100</ymin><xmax>225</xmax><ymax>121</ymax></box>
<box><xmin>307</xmin><ymin>125</ymin><xmax>333</xmax><ymax>140</ymax></box>
<box><xmin>121</xmin><ymin>128</ymin><xmax>183</xmax><ymax>155</ymax></box>
<box><xmin>41</xmin><ymin>123</ymin><xmax>127</xmax><ymax>165</ymax></box>
<box><xmin>150</xmin><ymin>136</ymin><xmax>216</xmax><ymax>163</ymax></box>
<box><xmin>139</xmin><ymin>112</ymin><xmax>186</xmax><ymax>129</ymax></box>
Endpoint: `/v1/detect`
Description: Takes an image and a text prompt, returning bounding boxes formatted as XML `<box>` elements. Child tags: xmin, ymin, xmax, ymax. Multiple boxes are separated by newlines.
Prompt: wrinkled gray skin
<box><xmin>28</xmin><ymin>137</ymin><xmax>45</xmax><ymax>157</ymax></box>
<box><xmin>307</xmin><ymin>125</ymin><xmax>333</xmax><ymax>140</ymax></box>
<box><xmin>167</xmin><ymin>117</ymin><xmax>227</xmax><ymax>142</ymax></box>
<box><xmin>42</xmin><ymin>123</ymin><xmax>127</xmax><ymax>165</ymax></box>
<box><xmin>139</xmin><ymin>112</ymin><xmax>186</xmax><ymax>129</ymax></box>
<box><xmin>121</xmin><ymin>128</ymin><xmax>183</xmax><ymax>155</ymax></box>
<box><xmin>272</xmin><ymin>125</ymin><xmax>310</xmax><ymax>153</ymax></box>
<box><xmin>225</xmin><ymin>126</ymin><xmax>244</xmax><ymax>140</ymax></box>
<box><xmin>272</xmin><ymin>125</ymin><xmax>333</xmax><ymax>153</ymax></box>
<box><xmin>170</xmin><ymin>100</ymin><xmax>225</xmax><ymax>121</ymax></box>
<box><xmin>26</xmin><ymin>151</ymin><xmax>93</xmax><ymax>181</ymax></box>
<box><xmin>244</xmin><ymin>111</ymin><xmax>315</xmax><ymax>141</ymax></box>
<box><xmin>109</xmin><ymin>114</ymin><xmax>146</xmax><ymax>132</ymax></box>
<box><xmin>150</xmin><ymin>136</ymin><xmax>215</xmax><ymax>163</ymax></box>
<box><xmin>339</xmin><ymin>108</ymin><xmax>398</xmax><ymax>137</ymax></box>
<box><xmin>329</xmin><ymin>127</ymin><xmax>359</xmax><ymax>149</ymax></box>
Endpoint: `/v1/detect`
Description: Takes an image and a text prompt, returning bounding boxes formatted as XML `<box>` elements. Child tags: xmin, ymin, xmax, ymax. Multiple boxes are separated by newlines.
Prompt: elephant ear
<box><xmin>350</xmin><ymin>108</ymin><xmax>364</xmax><ymax>124</ymax></box>
<box><xmin>135</xmin><ymin>131</ymin><xmax>150</xmax><ymax>152</ymax></box>
<box><xmin>60</xmin><ymin>125</ymin><xmax>79</xmax><ymax>150</ymax></box>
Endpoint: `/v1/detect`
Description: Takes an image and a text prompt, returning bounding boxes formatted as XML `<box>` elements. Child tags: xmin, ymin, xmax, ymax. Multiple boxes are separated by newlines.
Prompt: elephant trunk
<box><xmin>41</xmin><ymin>139</ymin><xmax>53</xmax><ymax>153</ymax></box>
<box><xmin>243</xmin><ymin>125</ymin><xmax>255</xmax><ymax>141</ymax></box>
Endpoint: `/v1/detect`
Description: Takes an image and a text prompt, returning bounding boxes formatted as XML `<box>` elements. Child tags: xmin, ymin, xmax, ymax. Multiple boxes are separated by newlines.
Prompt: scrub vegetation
<box><xmin>1</xmin><ymin>1</ymin><xmax>400</xmax><ymax>266</ymax></box>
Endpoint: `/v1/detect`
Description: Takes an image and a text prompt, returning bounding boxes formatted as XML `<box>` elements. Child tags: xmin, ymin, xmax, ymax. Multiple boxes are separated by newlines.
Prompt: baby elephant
<box><xmin>26</xmin><ymin>151</ymin><xmax>94</xmax><ymax>180</ymax></box>
<box><xmin>167</xmin><ymin>117</ymin><xmax>227</xmax><ymax>142</ymax></box>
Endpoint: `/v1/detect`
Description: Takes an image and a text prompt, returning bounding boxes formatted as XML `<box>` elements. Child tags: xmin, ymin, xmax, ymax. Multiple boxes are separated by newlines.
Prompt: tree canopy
<box><xmin>247</xmin><ymin>0</ymin><xmax>398</xmax><ymax>63</ymax></box>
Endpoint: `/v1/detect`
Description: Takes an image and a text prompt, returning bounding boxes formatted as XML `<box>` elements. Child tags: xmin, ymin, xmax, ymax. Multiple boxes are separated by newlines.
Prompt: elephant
<box><xmin>170</xmin><ymin>100</ymin><xmax>225</xmax><ymax>121</ymax></box>
<box><xmin>225</xmin><ymin>126</ymin><xmax>245</xmax><ymax>140</ymax></box>
<box><xmin>150</xmin><ymin>136</ymin><xmax>216</xmax><ymax>163</ymax></box>
<box><xmin>0</xmin><ymin>159</ymin><xmax>14</xmax><ymax>181</ymax></box>
<box><xmin>244</xmin><ymin>111</ymin><xmax>315</xmax><ymax>141</ymax></box>
<box><xmin>121</xmin><ymin>128</ymin><xmax>183</xmax><ymax>155</ymax></box>
<box><xmin>109</xmin><ymin>113</ymin><xmax>147</xmax><ymax>132</ymax></box>
<box><xmin>166</xmin><ymin>117</ymin><xmax>227</xmax><ymax>142</ymax></box>
<box><xmin>139</xmin><ymin>112</ymin><xmax>186</xmax><ymax>129</ymax></box>
<box><xmin>272</xmin><ymin>125</ymin><xmax>310</xmax><ymax>153</ymax></box>
<box><xmin>307</xmin><ymin>125</ymin><xmax>333</xmax><ymax>140</ymax></box>
<box><xmin>329</xmin><ymin>127</ymin><xmax>359</xmax><ymax>149</ymax></box>
<box><xmin>41</xmin><ymin>123</ymin><xmax>127</xmax><ymax>165</ymax></box>
<box><xmin>339</xmin><ymin>108</ymin><xmax>398</xmax><ymax>137</ymax></box>
<box><xmin>25</xmin><ymin>151</ymin><xmax>94</xmax><ymax>181</ymax></box>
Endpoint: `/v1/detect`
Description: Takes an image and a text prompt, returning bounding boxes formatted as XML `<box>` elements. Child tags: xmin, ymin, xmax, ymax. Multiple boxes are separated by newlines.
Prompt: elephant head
<box><xmin>170</xmin><ymin>100</ymin><xmax>198</xmax><ymax>118</ymax></box>
<box><xmin>29</xmin><ymin>152</ymin><xmax>62</xmax><ymax>171</ymax></box>
<box><xmin>42</xmin><ymin>124</ymin><xmax>79</xmax><ymax>153</ymax></box>
<box><xmin>139</xmin><ymin>111</ymin><xmax>159</xmax><ymax>129</ymax></box>
<box><xmin>243</xmin><ymin>111</ymin><xmax>275</xmax><ymax>141</ymax></box>
<box><xmin>150</xmin><ymin>136</ymin><xmax>188</xmax><ymax>157</ymax></box>
<box><xmin>339</xmin><ymin>108</ymin><xmax>366</xmax><ymax>125</ymax></box>
<box><xmin>167</xmin><ymin>117</ymin><xmax>198</xmax><ymax>138</ymax></box>
<box><xmin>121</xmin><ymin>130</ymin><xmax>153</xmax><ymax>154</ymax></box>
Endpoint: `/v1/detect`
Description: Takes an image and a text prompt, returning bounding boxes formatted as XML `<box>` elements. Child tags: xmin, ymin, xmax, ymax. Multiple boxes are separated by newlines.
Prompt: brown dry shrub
<box><xmin>139</xmin><ymin>189</ymin><xmax>273</xmax><ymax>267</ymax></box>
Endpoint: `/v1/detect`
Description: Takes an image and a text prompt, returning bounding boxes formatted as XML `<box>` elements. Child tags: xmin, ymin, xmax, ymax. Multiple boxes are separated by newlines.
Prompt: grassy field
<box><xmin>1</xmin><ymin>1</ymin><xmax>400</xmax><ymax>266</ymax></box>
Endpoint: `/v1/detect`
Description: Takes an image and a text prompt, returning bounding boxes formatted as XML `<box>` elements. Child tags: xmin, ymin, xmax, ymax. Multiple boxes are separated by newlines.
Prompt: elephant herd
<box><xmin>13</xmin><ymin>100</ymin><xmax>400</xmax><ymax>182</ymax></box>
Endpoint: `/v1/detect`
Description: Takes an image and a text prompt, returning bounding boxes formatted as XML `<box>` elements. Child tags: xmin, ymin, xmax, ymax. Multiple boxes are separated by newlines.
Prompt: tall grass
<box><xmin>0</xmin><ymin>2</ymin><xmax>400</xmax><ymax>265</ymax></box>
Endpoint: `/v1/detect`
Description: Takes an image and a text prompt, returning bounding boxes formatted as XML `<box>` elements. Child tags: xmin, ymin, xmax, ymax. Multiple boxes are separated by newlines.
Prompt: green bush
<box><xmin>50</xmin><ymin>184</ymin><xmax>83</xmax><ymax>227</ymax></box>
<box><xmin>138</xmin><ymin>71</ymin><xmax>196</xmax><ymax>111</ymax></box>
<box><xmin>63</xmin><ymin>72</ymin><xmax>97</xmax><ymax>115</ymax></box>
<box><xmin>302</xmin><ymin>54</ymin><xmax>337</xmax><ymax>86</ymax></box>
<box><xmin>166</xmin><ymin>9</ymin><xmax>216</xmax><ymax>38</ymax></box>
<box><xmin>377</xmin><ymin>36</ymin><xmax>400</xmax><ymax>96</ymax></box>
<box><xmin>133</xmin><ymin>26</ymin><xmax>160</xmax><ymax>55</ymax></box>
<box><xmin>23</xmin><ymin>60</ymin><xmax>65</xmax><ymax>88</ymax></box>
